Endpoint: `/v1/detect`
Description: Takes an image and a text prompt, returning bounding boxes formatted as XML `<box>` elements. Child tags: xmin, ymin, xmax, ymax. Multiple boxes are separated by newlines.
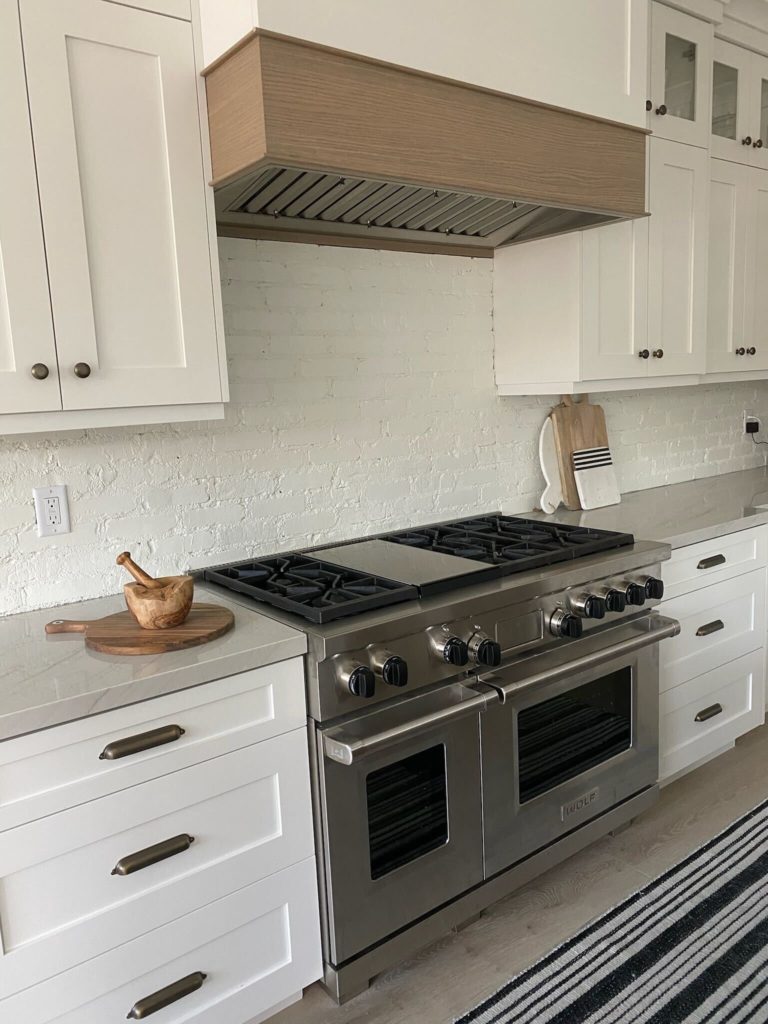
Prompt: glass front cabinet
<box><xmin>711</xmin><ymin>38</ymin><xmax>768</xmax><ymax>168</ymax></box>
<box><xmin>649</xmin><ymin>2</ymin><xmax>713</xmax><ymax>148</ymax></box>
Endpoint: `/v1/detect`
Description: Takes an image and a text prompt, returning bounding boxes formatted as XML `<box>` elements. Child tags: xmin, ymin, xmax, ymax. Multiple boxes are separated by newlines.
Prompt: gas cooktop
<box><xmin>386</xmin><ymin>515</ymin><xmax>633</xmax><ymax>567</ymax></box>
<box><xmin>201</xmin><ymin>513</ymin><xmax>634</xmax><ymax>623</ymax></box>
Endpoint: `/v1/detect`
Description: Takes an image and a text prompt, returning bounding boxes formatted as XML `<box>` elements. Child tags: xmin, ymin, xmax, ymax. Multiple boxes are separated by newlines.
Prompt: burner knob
<box><xmin>640</xmin><ymin>576</ymin><xmax>664</xmax><ymax>600</ymax></box>
<box><xmin>444</xmin><ymin>637</ymin><xmax>469</xmax><ymax>666</ymax></box>
<box><xmin>624</xmin><ymin>582</ymin><xmax>646</xmax><ymax>607</ymax></box>
<box><xmin>368</xmin><ymin>648</ymin><xmax>409</xmax><ymax>687</ymax></box>
<box><xmin>569</xmin><ymin>592</ymin><xmax>607</xmax><ymax>619</ymax></box>
<box><xmin>549</xmin><ymin>609</ymin><xmax>583</xmax><ymax>639</ymax></box>
<box><xmin>469</xmin><ymin>633</ymin><xmax>502</xmax><ymax>667</ymax></box>
<box><xmin>343</xmin><ymin>665</ymin><xmax>376</xmax><ymax>699</ymax></box>
<box><xmin>382</xmin><ymin>655</ymin><xmax>408</xmax><ymax>687</ymax></box>
<box><xmin>602</xmin><ymin>588</ymin><xmax>627</xmax><ymax>613</ymax></box>
<box><xmin>429</xmin><ymin>631</ymin><xmax>469</xmax><ymax>666</ymax></box>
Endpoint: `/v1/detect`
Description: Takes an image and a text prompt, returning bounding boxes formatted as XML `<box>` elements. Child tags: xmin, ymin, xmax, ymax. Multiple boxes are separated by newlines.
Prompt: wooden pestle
<box><xmin>116</xmin><ymin>552</ymin><xmax>164</xmax><ymax>590</ymax></box>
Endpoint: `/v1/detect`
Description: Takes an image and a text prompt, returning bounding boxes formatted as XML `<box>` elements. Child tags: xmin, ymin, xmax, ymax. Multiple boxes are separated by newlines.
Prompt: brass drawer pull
<box><xmin>697</xmin><ymin>554</ymin><xmax>726</xmax><ymax>570</ymax></box>
<box><xmin>127</xmin><ymin>971</ymin><xmax>206</xmax><ymax>1019</ymax></box>
<box><xmin>696</xmin><ymin>619</ymin><xmax>725</xmax><ymax>637</ymax></box>
<box><xmin>99</xmin><ymin>724</ymin><xmax>185</xmax><ymax>761</ymax></box>
<box><xmin>695</xmin><ymin>702</ymin><xmax>724</xmax><ymax>723</ymax></box>
<box><xmin>112</xmin><ymin>834</ymin><xmax>195</xmax><ymax>876</ymax></box>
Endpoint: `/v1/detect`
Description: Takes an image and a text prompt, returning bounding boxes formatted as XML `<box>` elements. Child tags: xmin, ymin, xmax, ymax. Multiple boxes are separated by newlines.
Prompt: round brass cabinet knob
<box><xmin>638</xmin><ymin>349</ymin><xmax>650</xmax><ymax>359</ymax></box>
<box><xmin>73</xmin><ymin>362</ymin><xmax>92</xmax><ymax>379</ymax></box>
<box><xmin>31</xmin><ymin>363</ymin><xmax>49</xmax><ymax>380</ymax></box>
<box><xmin>655</xmin><ymin>104</ymin><xmax>668</xmax><ymax>116</ymax></box>
<box><xmin>736</xmin><ymin>347</ymin><xmax>746</xmax><ymax>356</ymax></box>
<box><xmin>743</xmin><ymin>137</ymin><xmax>753</xmax><ymax>146</ymax></box>
<box><xmin>747</xmin><ymin>347</ymin><xmax>757</xmax><ymax>355</ymax></box>
<box><xmin>652</xmin><ymin>349</ymin><xmax>664</xmax><ymax>358</ymax></box>
<box><xmin>754</xmin><ymin>139</ymin><xmax>764</xmax><ymax>149</ymax></box>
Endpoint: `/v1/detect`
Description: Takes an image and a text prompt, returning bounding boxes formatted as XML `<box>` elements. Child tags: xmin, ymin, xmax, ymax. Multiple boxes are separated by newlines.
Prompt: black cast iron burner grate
<box><xmin>383</xmin><ymin>514</ymin><xmax>633</xmax><ymax>570</ymax></box>
<box><xmin>202</xmin><ymin>554</ymin><xmax>419</xmax><ymax>623</ymax></box>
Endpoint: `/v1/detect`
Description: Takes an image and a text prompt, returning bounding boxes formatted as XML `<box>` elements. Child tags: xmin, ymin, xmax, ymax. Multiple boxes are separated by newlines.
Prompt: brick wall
<box><xmin>1</xmin><ymin>237</ymin><xmax>767</xmax><ymax>615</ymax></box>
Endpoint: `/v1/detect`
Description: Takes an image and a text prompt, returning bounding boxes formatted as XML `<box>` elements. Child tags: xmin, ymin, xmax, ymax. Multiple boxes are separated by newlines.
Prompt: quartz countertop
<box><xmin>530</xmin><ymin>466</ymin><xmax>768</xmax><ymax>548</ymax></box>
<box><xmin>0</xmin><ymin>584</ymin><xmax>306</xmax><ymax>743</ymax></box>
<box><xmin>6</xmin><ymin>466</ymin><xmax>768</xmax><ymax>744</ymax></box>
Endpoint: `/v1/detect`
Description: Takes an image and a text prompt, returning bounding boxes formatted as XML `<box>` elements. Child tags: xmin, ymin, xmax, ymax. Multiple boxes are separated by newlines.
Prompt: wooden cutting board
<box><xmin>45</xmin><ymin>603</ymin><xmax>234</xmax><ymax>656</ymax></box>
<box><xmin>550</xmin><ymin>395</ymin><xmax>610</xmax><ymax>510</ymax></box>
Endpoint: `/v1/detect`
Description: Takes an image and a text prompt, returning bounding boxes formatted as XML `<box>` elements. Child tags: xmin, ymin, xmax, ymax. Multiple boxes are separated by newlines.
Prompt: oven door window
<box><xmin>517</xmin><ymin>668</ymin><xmax>632</xmax><ymax>803</ymax></box>
<box><xmin>366</xmin><ymin>744</ymin><xmax>448</xmax><ymax>880</ymax></box>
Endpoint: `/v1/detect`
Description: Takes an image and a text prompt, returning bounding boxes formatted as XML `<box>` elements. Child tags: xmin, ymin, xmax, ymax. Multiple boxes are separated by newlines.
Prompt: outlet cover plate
<box><xmin>33</xmin><ymin>485</ymin><xmax>71</xmax><ymax>537</ymax></box>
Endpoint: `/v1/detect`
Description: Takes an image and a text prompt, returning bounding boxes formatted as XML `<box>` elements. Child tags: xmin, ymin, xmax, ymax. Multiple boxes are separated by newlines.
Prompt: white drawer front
<box><xmin>0</xmin><ymin>729</ymin><xmax>314</xmax><ymax>996</ymax></box>
<box><xmin>660</xmin><ymin>569</ymin><xmax>767</xmax><ymax>691</ymax></box>
<box><xmin>0</xmin><ymin>658</ymin><xmax>305</xmax><ymax>831</ymax></box>
<box><xmin>1</xmin><ymin>856</ymin><xmax>322</xmax><ymax>1024</ymax></box>
<box><xmin>662</xmin><ymin>526</ymin><xmax>768</xmax><ymax>600</ymax></box>
<box><xmin>660</xmin><ymin>649</ymin><xmax>765</xmax><ymax>780</ymax></box>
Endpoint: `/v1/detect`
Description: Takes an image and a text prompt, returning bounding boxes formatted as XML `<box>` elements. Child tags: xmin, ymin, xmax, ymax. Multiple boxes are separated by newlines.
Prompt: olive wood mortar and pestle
<box><xmin>117</xmin><ymin>552</ymin><xmax>194</xmax><ymax>630</ymax></box>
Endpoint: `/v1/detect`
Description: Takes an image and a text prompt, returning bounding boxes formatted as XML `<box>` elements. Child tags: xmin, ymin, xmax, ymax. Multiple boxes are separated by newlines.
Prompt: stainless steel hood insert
<box><xmin>214</xmin><ymin>165</ymin><xmax>618</xmax><ymax>252</ymax></box>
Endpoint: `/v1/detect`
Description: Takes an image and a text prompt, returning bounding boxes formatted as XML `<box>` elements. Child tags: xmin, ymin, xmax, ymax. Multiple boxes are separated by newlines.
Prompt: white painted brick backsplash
<box><xmin>1</xmin><ymin>237</ymin><xmax>768</xmax><ymax>615</ymax></box>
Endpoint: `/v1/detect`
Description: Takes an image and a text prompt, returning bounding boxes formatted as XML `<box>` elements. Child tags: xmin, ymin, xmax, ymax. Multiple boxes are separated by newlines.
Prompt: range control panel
<box><xmin>316</xmin><ymin>568</ymin><xmax>665</xmax><ymax>718</ymax></box>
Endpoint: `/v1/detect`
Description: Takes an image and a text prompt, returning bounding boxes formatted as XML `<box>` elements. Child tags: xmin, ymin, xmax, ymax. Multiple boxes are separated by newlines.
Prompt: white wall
<box><xmin>1</xmin><ymin>237</ymin><xmax>767</xmax><ymax>616</ymax></box>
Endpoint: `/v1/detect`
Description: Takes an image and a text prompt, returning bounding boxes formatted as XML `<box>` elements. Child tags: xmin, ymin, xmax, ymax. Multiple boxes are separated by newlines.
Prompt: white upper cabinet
<box><xmin>19</xmin><ymin>0</ymin><xmax>225</xmax><ymax>413</ymax></box>
<box><xmin>649</xmin><ymin>3</ymin><xmax>713</xmax><ymax>148</ymax></box>
<box><xmin>706</xmin><ymin>159</ymin><xmax>768</xmax><ymax>376</ymax></box>
<box><xmin>710</xmin><ymin>39</ymin><xmax>754</xmax><ymax>161</ymax></box>
<box><xmin>580</xmin><ymin>219</ymin><xmax>650</xmax><ymax>382</ymax></box>
<box><xmin>743</xmin><ymin>171</ymin><xmax>768</xmax><ymax>370</ymax></box>
<box><xmin>709</xmin><ymin>40</ymin><xmax>768</xmax><ymax>168</ymax></box>
<box><xmin>199</xmin><ymin>0</ymin><xmax>649</xmax><ymax>127</ymax></box>
<box><xmin>0</xmin><ymin>3</ymin><xmax>61</xmax><ymax>415</ymax></box>
<box><xmin>707</xmin><ymin>159</ymin><xmax>749</xmax><ymax>373</ymax></box>
<box><xmin>494</xmin><ymin>137</ymin><xmax>708</xmax><ymax>395</ymax></box>
<box><xmin>646</xmin><ymin>137</ymin><xmax>709</xmax><ymax>375</ymax></box>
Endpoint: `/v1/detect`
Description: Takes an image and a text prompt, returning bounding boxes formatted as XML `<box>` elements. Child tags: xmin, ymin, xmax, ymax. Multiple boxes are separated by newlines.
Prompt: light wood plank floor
<box><xmin>274</xmin><ymin>723</ymin><xmax>768</xmax><ymax>1024</ymax></box>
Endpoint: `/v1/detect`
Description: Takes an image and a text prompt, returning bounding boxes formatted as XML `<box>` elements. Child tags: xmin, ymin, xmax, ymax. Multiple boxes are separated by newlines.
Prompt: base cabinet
<box><xmin>0</xmin><ymin>659</ymin><xmax>321</xmax><ymax>1024</ymax></box>
<box><xmin>3</xmin><ymin>858</ymin><xmax>320</xmax><ymax>1024</ymax></box>
<box><xmin>658</xmin><ymin>528</ymin><xmax>767</xmax><ymax>782</ymax></box>
<box><xmin>660</xmin><ymin>650</ymin><xmax>764</xmax><ymax>780</ymax></box>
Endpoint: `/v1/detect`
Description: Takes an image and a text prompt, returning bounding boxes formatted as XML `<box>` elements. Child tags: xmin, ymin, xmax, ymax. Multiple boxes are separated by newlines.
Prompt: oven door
<box><xmin>317</xmin><ymin>683</ymin><xmax>495</xmax><ymax>966</ymax></box>
<box><xmin>481</xmin><ymin>613</ymin><xmax>679</xmax><ymax>878</ymax></box>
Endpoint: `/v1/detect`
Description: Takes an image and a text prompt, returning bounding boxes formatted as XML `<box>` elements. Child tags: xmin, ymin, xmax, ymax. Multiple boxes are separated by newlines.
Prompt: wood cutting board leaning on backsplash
<box><xmin>549</xmin><ymin>395</ymin><xmax>618</xmax><ymax>510</ymax></box>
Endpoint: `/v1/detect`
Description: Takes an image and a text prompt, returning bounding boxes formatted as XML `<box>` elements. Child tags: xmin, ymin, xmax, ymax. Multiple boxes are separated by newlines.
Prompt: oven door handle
<box><xmin>322</xmin><ymin>687</ymin><xmax>498</xmax><ymax>766</ymax></box>
<box><xmin>480</xmin><ymin>613</ymin><xmax>680</xmax><ymax>702</ymax></box>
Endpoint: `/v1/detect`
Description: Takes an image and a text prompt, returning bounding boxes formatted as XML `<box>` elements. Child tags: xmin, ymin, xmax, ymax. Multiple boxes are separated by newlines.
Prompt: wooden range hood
<box><xmin>204</xmin><ymin>31</ymin><xmax>648</xmax><ymax>258</ymax></box>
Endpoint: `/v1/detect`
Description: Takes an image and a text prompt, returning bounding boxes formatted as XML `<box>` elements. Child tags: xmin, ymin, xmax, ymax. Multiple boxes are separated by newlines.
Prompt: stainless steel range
<box><xmin>200</xmin><ymin>514</ymin><xmax>680</xmax><ymax>1003</ymax></box>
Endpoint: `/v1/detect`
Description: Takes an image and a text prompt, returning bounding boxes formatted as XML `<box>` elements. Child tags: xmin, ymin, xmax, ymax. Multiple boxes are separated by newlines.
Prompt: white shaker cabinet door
<box><xmin>0</xmin><ymin>3</ymin><xmax>61</xmax><ymax>415</ymax></box>
<box><xmin>706</xmin><ymin>159</ymin><xmax>749</xmax><ymax>373</ymax></box>
<box><xmin>743</xmin><ymin>169</ymin><xmax>768</xmax><ymax>371</ymax></box>
<box><xmin>19</xmin><ymin>0</ymin><xmax>224</xmax><ymax>411</ymax></box>
<box><xmin>580</xmin><ymin>217</ymin><xmax>650</xmax><ymax>382</ymax></box>
<box><xmin>647</xmin><ymin>138</ymin><xmax>709</xmax><ymax>377</ymax></box>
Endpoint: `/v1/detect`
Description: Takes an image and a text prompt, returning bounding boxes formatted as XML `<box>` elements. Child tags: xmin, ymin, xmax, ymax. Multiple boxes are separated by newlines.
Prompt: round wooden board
<box><xmin>47</xmin><ymin>604</ymin><xmax>235</xmax><ymax>656</ymax></box>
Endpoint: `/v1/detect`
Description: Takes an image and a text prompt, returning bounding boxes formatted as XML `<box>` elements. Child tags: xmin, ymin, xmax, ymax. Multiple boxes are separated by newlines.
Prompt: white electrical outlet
<box><xmin>33</xmin><ymin>485</ymin><xmax>71</xmax><ymax>537</ymax></box>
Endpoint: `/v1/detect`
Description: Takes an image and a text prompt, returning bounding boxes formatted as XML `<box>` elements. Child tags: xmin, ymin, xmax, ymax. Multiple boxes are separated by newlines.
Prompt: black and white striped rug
<box><xmin>457</xmin><ymin>799</ymin><xmax>768</xmax><ymax>1024</ymax></box>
